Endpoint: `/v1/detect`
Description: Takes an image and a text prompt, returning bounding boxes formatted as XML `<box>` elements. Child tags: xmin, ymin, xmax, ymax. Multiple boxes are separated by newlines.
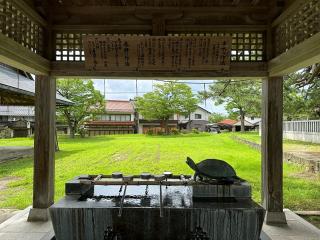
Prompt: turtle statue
<box><xmin>186</xmin><ymin>157</ymin><xmax>238</xmax><ymax>183</ymax></box>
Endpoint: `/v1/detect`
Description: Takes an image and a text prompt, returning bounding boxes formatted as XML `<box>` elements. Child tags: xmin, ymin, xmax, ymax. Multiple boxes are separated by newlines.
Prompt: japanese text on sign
<box><xmin>83</xmin><ymin>35</ymin><xmax>231</xmax><ymax>71</ymax></box>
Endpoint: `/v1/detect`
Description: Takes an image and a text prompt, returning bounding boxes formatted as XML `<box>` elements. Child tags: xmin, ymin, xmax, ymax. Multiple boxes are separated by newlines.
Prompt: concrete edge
<box><xmin>284</xmin><ymin>209</ymin><xmax>320</xmax><ymax>234</ymax></box>
<box><xmin>0</xmin><ymin>206</ymin><xmax>31</xmax><ymax>231</ymax></box>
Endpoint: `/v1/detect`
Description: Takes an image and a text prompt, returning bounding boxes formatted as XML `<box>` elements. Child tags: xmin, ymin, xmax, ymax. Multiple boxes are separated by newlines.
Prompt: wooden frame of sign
<box><xmin>83</xmin><ymin>35</ymin><xmax>231</xmax><ymax>72</ymax></box>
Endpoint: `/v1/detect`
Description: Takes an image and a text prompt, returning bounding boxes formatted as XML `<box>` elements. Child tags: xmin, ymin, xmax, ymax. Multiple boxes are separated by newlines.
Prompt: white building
<box><xmin>177</xmin><ymin>106</ymin><xmax>211</xmax><ymax>131</ymax></box>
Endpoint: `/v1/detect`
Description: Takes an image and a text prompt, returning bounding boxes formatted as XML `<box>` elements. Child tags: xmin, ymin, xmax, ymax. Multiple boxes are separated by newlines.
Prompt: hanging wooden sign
<box><xmin>83</xmin><ymin>35</ymin><xmax>231</xmax><ymax>72</ymax></box>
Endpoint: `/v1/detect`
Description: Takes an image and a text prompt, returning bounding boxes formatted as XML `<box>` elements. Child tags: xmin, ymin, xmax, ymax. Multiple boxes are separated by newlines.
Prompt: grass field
<box><xmin>0</xmin><ymin>133</ymin><xmax>319</xmax><ymax>211</ymax></box>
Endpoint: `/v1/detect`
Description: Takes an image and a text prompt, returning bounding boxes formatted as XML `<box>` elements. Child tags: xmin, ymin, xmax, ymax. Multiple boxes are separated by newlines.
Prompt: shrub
<box><xmin>171</xmin><ymin>129</ymin><xmax>180</xmax><ymax>135</ymax></box>
<box><xmin>192</xmin><ymin>128</ymin><xmax>200</xmax><ymax>134</ymax></box>
<box><xmin>157</xmin><ymin>131</ymin><xmax>165</xmax><ymax>136</ymax></box>
<box><xmin>145</xmin><ymin>129</ymin><xmax>154</xmax><ymax>135</ymax></box>
<box><xmin>180</xmin><ymin>129</ymin><xmax>190</xmax><ymax>134</ymax></box>
<box><xmin>0</xmin><ymin>127</ymin><xmax>12</xmax><ymax>138</ymax></box>
<box><xmin>78</xmin><ymin>127</ymin><xmax>87</xmax><ymax>138</ymax></box>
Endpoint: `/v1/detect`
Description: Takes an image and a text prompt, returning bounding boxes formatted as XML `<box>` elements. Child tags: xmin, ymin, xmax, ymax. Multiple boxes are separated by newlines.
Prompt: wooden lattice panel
<box><xmin>169</xmin><ymin>32</ymin><xmax>265</xmax><ymax>62</ymax></box>
<box><xmin>55</xmin><ymin>33</ymin><xmax>85</xmax><ymax>61</ymax></box>
<box><xmin>274</xmin><ymin>0</ymin><xmax>320</xmax><ymax>55</ymax></box>
<box><xmin>55</xmin><ymin>33</ymin><xmax>149</xmax><ymax>62</ymax></box>
<box><xmin>0</xmin><ymin>0</ymin><xmax>44</xmax><ymax>55</ymax></box>
<box><xmin>55</xmin><ymin>32</ymin><xmax>265</xmax><ymax>62</ymax></box>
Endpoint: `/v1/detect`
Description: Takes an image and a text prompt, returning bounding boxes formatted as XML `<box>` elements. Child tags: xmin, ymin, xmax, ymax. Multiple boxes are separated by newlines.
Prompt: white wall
<box><xmin>283</xmin><ymin>132</ymin><xmax>320</xmax><ymax>144</ymax></box>
<box><xmin>259</xmin><ymin>120</ymin><xmax>320</xmax><ymax>143</ymax></box>
<box><xmin>178</xmin><ymin>107</ymin><xmax>210</xmax><ymax>122</ymax></box>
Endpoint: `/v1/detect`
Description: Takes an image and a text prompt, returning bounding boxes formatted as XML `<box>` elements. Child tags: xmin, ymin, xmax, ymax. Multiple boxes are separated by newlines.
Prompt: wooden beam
<box><xmin>28</xmin><ymin>75</ymin><xmax>56</xmax><ymax>222</ymax></box>
<box><xmin>0</xmin><ymin>33</ymin><xmax>50</xmax><ymax>75</ymax></box>
<box><xmin>166</xmin><ymin>25</ymin><xmax>268</xmax><ymax>32</ymax></box>
<box><xmin>52</xmin><ymin>24</ymin><xmax>267</xmax><ymax>34</ymax></box>
<box><xmin>152</xmin><ymin>15</ymin><xmax>166</xmax><ymax>36</ymax></box>
<box><xmin>268</xmin><ymin>32</ymin><xmax>320</xmax><ymax>76</ymax></box>
<box><xmin>50</xmin><ymin>61</ymin><xmax>268</xmax><ymax>79</ymax></box>
<box><xmin>261</xmin><ymin>76</ymin><xmax>287</xmax><ymax>224</ymax></box>
<box><xmin>51</xmin><ymin>6</ymin><xmax>270</xmax><ymax>15</ymax></box>
<box><xmin>52</xmin><ymin>25</ymin><xmax>152</xmax><ymax>33</ymax></box>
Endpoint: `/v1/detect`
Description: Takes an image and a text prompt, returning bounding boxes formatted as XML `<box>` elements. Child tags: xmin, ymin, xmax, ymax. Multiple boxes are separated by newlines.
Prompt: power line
<box><xmin>154</xmin><ymin>79</ymin><xmax>261</xmax><ymax>85</ymax></box>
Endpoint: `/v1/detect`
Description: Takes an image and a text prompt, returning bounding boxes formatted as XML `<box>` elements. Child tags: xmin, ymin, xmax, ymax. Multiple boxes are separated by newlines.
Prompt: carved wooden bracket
<box><xmin>135</xmin><ymin>11</ymin><xmax>183</xmax><ymax>36</ymax></box>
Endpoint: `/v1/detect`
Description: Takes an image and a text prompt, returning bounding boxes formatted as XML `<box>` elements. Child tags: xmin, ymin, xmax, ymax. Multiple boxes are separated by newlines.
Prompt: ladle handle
<box><xmin>118</xmin><ymin>184</ymin><xmax>127</xmax><ymax>217</ymax></box>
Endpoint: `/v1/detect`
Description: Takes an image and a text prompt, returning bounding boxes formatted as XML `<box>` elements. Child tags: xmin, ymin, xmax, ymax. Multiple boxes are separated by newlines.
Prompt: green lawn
<box><xmin>0</xmin><ymin>133</ymin><xmax>319</xmax><ymax>211</ymax></box>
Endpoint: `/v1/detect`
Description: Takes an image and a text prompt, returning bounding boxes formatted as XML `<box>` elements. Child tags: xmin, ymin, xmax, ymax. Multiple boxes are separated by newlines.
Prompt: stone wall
<box><xmin>232</xmin><ymin>136</ymin><xmax>320</xmax><ymax>173</ymax></box>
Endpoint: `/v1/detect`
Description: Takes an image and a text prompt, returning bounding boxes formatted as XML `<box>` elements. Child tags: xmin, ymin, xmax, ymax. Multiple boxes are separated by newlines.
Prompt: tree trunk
<box><xmin>164</xmin><ymin>119</ymin><xmax>169</xmax><ymax>135</ymax></box>
<box><xmin>68</xmin><ymin>121</ymin><xmax>75</xmax><ymax>138</ymax></box>
<box><xmin>240</xmin><ymin>109</ymin><xmax>245</xmax><ymax>133</ymax></box>
<box><xmin>55</xmin><ymin>129</ymin><xmax>59</xmax><ymax>152</ymax></box>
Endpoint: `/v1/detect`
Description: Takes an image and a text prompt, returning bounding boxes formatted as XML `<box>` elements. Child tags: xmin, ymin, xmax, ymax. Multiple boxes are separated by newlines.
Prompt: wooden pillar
<box><xmin>261</xmin><ymin>76</ymin><xmax>287</xmax><ymax>224</ymax></box>
<box><xmin>28</xmin><ymin>75</ymin><xmax>56</xmax><ymax>222</ymax></box>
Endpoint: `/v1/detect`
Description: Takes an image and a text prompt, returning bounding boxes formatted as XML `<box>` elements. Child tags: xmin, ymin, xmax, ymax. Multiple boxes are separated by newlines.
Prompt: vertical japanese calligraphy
<box><xmin>83</xmin><ymin>35</ymin><xmax>231</xmax><ymax>71</ymax></box>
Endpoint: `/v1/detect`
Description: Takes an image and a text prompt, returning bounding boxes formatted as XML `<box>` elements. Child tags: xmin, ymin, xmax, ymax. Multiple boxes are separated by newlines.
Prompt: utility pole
<box><xmin>136</xmin><ymin>79</ymin><xmax>138</xmax><ymax>97</ymax></box>
<box><xmin>203</xmin><ymin>83</ymin><xmax>207</xmax><ymax>108</ymax></box>
<box><xmin>104</xmin><ymin>79</ymin><xmax>106</xmax><ymax>100</ymax></box>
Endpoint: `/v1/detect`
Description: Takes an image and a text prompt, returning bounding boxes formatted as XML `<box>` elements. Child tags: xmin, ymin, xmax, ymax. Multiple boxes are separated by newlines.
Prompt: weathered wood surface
<box><xmin>50</xmin><ymin>186</ymin><xmax>265</xmax><ymax>240</ymax></box>
<box><xmin>0</xmin><ymin>33</ymin><xmax>50</xmax><ymax>75</ymax></box>
<box><xmin>83</xmin><ymin>35</ymin><xmax>231</xmax><ymax>72</ymax></box>
<box><xmin>50</xmin><ymin>61</ymin><xmax>267</xmax><ymax>78</ymax></box>
<box><xmin>31</xmin><ymin>76</ymin><xmax>56</xmax><ymax>210</ymax></box>
<box><xmin>261</xmin><ymin>76</ymin><xmax>286</xmax><ymax>224</ymax></box>
<box><xmin>269</xmin><ymin>32</ymin><xmax>320</xmax><ymax>76</ymax></box>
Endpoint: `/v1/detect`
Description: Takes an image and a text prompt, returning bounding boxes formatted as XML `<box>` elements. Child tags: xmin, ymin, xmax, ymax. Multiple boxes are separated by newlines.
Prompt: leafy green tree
<box><xmin>284</xmin><ymin>65</ymin><xmax>320</xmax><ymax>119</ymax></box>
<box><xmin>199</xmin><ymin>80</ymin><xmax>261</xmax><ymax>132</ymax></box>
<box><xmin>283</xmin><ymin>76</ymin><xmax>309</xmax><ymax>120</ymax></box>
<box><xmin>57</xmin><ymin>79</ymin><xmax>104</xmax><ymax>138</ymax></box>
<box><xmin>209</xmin><ymin>112</ymin><xmax>226</xmax><ymax>123</ymax></box>
<box><xmin>135</xmin><ymin>81</ymin><xmax>199</xmax><ymax>134</ymax></box>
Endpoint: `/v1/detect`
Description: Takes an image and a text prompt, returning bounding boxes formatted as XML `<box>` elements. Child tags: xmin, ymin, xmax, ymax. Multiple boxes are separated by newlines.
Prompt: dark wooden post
<box><xmin>261</xmin><ymin>76</ymin><xmax>287</xmax><ymax>224</ymax></box>
<box><xmin>28</xmin><ymin>75</ymin><xmax>56</xmax><ymax>222</ymax></box>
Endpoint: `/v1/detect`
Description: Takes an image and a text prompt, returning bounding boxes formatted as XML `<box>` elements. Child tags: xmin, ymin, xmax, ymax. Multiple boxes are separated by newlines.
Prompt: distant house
<box><xmin>0</xmin><ymin>65</ymin><xmax>73</xmax><ymax>137</ymax></box>
<box><xmin>233</xmin><ymin>119</ymin><xmax>256</xmax><ymax>131</ymax></box>
<box><xmin>0</xmin><ymin>106</ymin><xmax>34</xmax><ymax>137</ymax></box>
<box><xmin>138</xmin><ymin>119</ymin><xmax>179</xmax><ymax>134</ymax></box>
<box><xmin>245</xmin><ymin>116</ymin><xmax>261</xmax><ymax>127</ymax></box>
<box><xmin>85</xmin><ymin>100</ymin><xmax>212</xmax><ymax>135</ymax></box>
<box><xmin>218</xmin><ymin>117</ymin><xmax>261</xmax><ymax>132</ymax></box>
<box><xmin>178</xmin><ymin>106</ymin><xmax>211</xmax><ymax>131</ymax></box>
<box><xmin>85</xmin><ymin>100</ymin><xmax>136</xmax><ymax>136</ymax></box>
<box><xmin>138</xmin><ymin>105</ymin><xmax>211</xmax><ymax>134</ymax></box>
<box><xmin>217</xmin><ymin>119</ymin><xmax>238</xmax><ymax>131</ymax></box>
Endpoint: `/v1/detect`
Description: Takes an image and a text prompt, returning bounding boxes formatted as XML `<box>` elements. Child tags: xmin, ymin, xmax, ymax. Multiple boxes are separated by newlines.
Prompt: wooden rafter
<box><xmin>0</xmin><ymin>33</ymin><xmax>50</xmax><ymax>75</ymax></box>
<box><xmin>269</xmin><ymin>32</ymin><xmax>320</xmax><ymax>76</ymax></box>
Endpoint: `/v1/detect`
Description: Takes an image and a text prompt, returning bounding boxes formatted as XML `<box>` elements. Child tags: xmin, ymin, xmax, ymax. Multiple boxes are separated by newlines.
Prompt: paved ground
<box><xmin>0</xmin><ymin>146</ymin><xmax>33</xmax><ymax>163</ymax></box>
<box><xmin>0</xmin><ymin>209</ymin><xmax>21</xmax><ymax>224</ymax></box>
<box><xmin>261</xmin><ymin>209</ymin><xmax>320</xmax><ymax>240</ymax></box>
<box><xmin>0</xmin><ymin>207</ymin><xmax>54</xmax><ymax>240</ymax></box>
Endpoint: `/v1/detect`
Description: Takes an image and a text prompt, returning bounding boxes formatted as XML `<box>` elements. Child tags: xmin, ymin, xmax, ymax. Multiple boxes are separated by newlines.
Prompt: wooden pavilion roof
<box><xmin>31</xmin><ymin>0</ymin><xmax>288</xmax><ymax>26</ymax></box>
<box><xmin>0</xmin><ymin>0</ymin><xmax>318</xmax><ymax>78</ymax></box>
<box><xmin>0</xmin><ymin>65</ymin><xmax>73</xmax><ymax>106</ymax></box>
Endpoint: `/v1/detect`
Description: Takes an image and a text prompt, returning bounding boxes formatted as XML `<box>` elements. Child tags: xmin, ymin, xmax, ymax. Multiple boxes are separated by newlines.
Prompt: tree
<box><xmin>135</xmin><ymin>81</ymin><xmax>199</xmax><ymax>134</ymax></box>
<box><xmin>57</xmin><ymin>79</ymin><xmax>104</xmax><ymax>138</ymax></box>
<box><xmin>199</xmin><ymin>80</ymin><xmax>261</xmax><ymax>132</ymax></box>
<box><xmin>209</xmin><ymin>112</ymin><xmax>226</xmax><ymax>123</ymax></box>
<box><xmin>284</xmin><ymin>65</ymin><xmax>320</xmax><ymax>119</ymax></box>
<box><xmin>283</xmin><ymin>76</ymin><xmax>309</xmax><ymax>120</ymax></box>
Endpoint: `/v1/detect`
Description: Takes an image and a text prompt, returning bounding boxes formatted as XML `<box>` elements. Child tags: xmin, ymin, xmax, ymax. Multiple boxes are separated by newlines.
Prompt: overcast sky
<box><xmin>92</xmin><ymin>79</ymin><xmax>227</xmax><ymax>114</ymax></box>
